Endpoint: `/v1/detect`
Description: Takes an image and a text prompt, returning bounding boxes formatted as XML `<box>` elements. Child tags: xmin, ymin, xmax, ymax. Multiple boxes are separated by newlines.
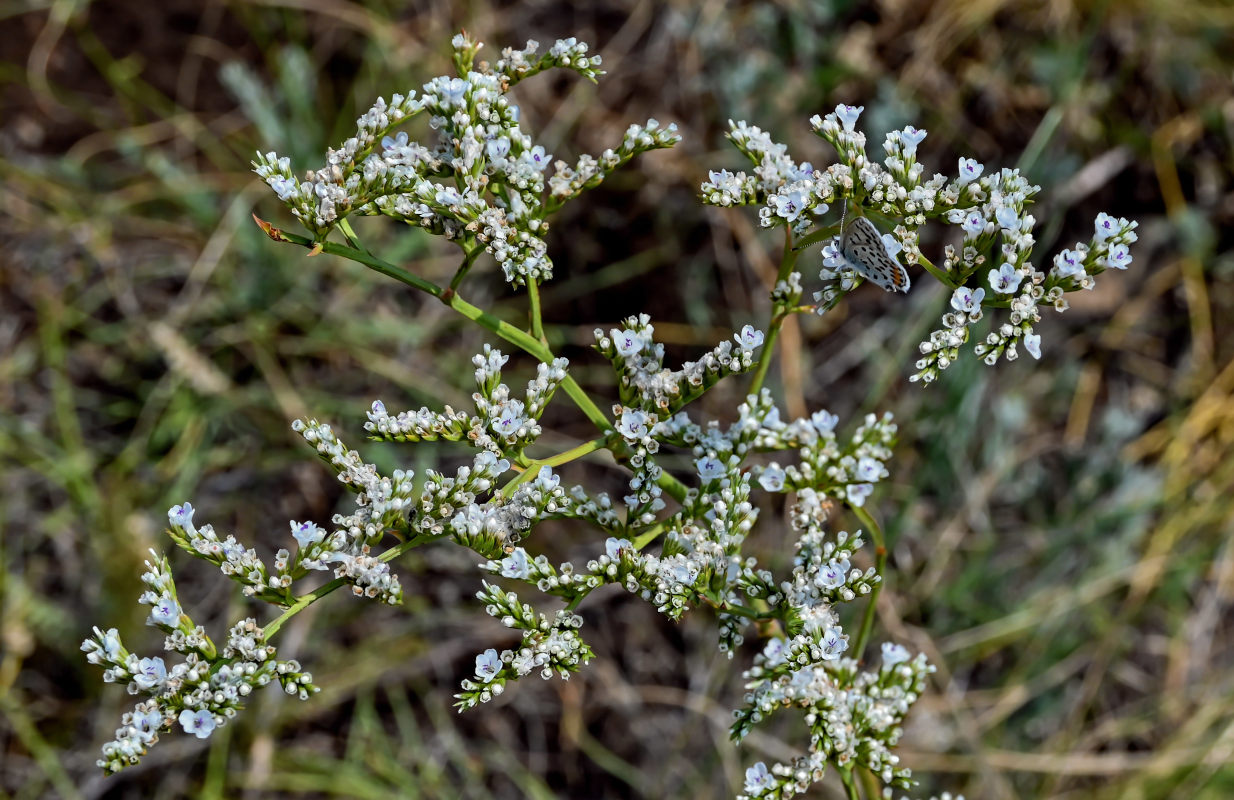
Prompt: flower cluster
<box><xmin>81</xmin><ymin>553</ymin><xmax>317</xmax><ymax>775</ymax></box>
<box><xmin>254</xmin><ymin>32</ymin><xmax>679</xmax><ymax>286</ymax></box>
<box><xmin>704</xmin><ymin>103</ymin><xmax>1137</xmax><ymax>382</ymax></box>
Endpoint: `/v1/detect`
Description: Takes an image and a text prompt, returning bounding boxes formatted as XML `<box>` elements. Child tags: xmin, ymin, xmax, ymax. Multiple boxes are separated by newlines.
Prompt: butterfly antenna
<box><xmin>839</xmin><ymin>197</ymin><xmax>848</xmax><ymax>234</ymax></box>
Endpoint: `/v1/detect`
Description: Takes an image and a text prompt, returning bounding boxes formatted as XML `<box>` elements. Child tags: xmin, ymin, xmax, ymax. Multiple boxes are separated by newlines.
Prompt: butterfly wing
<box><xmin>841</xmin><ymin>217</ymin><xmax>911</xmax><ymax>293</ymax></box>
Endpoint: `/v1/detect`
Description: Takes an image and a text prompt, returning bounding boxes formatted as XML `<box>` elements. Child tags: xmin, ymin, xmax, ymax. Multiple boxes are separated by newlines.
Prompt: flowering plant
<box><xmin>84</xmin><ymin>32</ymin><xmax>1135</xmax><ymax>798</ymax></box>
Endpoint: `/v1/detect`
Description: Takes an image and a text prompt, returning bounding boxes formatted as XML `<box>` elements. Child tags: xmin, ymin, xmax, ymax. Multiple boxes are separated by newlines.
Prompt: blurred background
<box><xmin>3</xmin><ymin>1</ymin><xmax>1233</xmax><ymax>798</ymax></box>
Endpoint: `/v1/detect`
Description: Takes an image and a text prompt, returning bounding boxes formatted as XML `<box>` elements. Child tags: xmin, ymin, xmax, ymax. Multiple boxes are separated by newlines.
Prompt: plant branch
<box><xmin>849</xmin><ymin>504</ymin><xmax>886</xmax><ymax>662</ymax></box>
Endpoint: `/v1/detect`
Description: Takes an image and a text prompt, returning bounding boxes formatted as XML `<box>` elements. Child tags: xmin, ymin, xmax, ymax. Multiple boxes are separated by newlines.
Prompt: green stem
<box><xmin>839</xmin><ymin>767</ymin><xmax>862</xmax><ymax>800</ymax></box>
<box><xmin>528</xmin><ymin>277</ymin><xmax>545</xmax><ymax>342</ymax></box>
<box><xmin>337</xmin><ymin>218</ymin><xmax>369</xmax><ymax>254</ymax></box>
<box><xmin>450</xmin><ymin>241</ymin><xmax>484</xmax><ymax>292</ymax></box>
<box><xmin>849</xmin><ymin>504</ymin><xmax>886</xmax><ymax>662</ymax></box>
<box><xmin>915</xmin><ymin>250</ymin><xmax>957</xmax><ymax>288</ymax></box>
<box><xmin>499</xmin><ymin>436</ymin><xmax>608</xmax><ymax>498</ymax></box>
<box><xmin>748</xmin><ymin>227</ymin><xmax>800</xmax><ymax>396</ymax></box>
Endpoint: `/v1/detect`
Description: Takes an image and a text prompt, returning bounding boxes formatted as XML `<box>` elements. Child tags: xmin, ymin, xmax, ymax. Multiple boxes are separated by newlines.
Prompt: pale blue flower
<box><xmin>475</xmin><ymin>648</ymin><xmax>502</xmax><ymax>682</ymax></box>
<box><xmin>950</xmin><ymin>286</ymin><xmax>985</xmax><ymax>313</ymax></box>
<box><xmin>817</xmin><ymin>558</ymin><xmax>848</xmax><ymax>590</ymax></box>
<box><xmin>745</xmin><ymin>762</ymin><xmax>775</xmax><ymax>796</ymax></box>
<box><xmin>168</xmin><ymin>503</ymin><xmax>195</xmax><ymax>531</ymax></box>
<box><xmin>613</xmin><ymin>329</ymin><xmax>643</xmax><ymax>357</ymax></box>
<box><xmin>957</xmin><ymin>157</ymin><xmax>984</xmax><ymax>185</ymax></box>
<box><xmin>528</xmin><ymin>145</ymin><xmax>550</xmax><ymax>172</ymax></box>
<box><xmin>291</xmin><ymin>521</ymin><xmax>324</xmax><ymax>550</ymax></box>
<box><xmin>899</xmin><ymin>125</ymin><xmax>927</xmax><ymax>156</ymax></box>
<box><xmin>882</xmin><ymin>642</ymin><xmax>911</xmax><ymax>666</ymax></box>
<box><xmin>695</xmin><ymin>456</ymin><xmax>726</xmax><ymax>482</ymax></box>
<box><xmin>500</xmin><ymin>548</ymin><xmax>530</xmax><ymax>580</ymax></box>
<box><xmin>988</xmin><ymin>262</ymin><xmax>1023</xmax><ymax>294</ymax></box>
<box><xmin>811</xmin><ymin>410</ymin><xmax>838</xmax><ymax>435</ymax></box>
<box><xmin>1023</xmin><ymin>332</ymin><xmax>1042</xmax><ymax>360</ymax></box>
<box><xmin>178</xmin><ymin>709</ymin><xmax>216</xmax><ymax>739</ymax></box>
<box><xmin>995</xmin><ymin>206</ymin><xmax>1020</xmax><ymax>232</ymax></box>
<box><xmin>1053</xmin><ymin>248</ymin><xmax>1085</xmax><ymax>279</ymax></box>
<box><xmin>1105</xmin><ymin>243</ymin><xmax>1132</xmax><ymax>269</ymax></box>
<box><xmin>605</xmin><ymin>538</ymin><xmax>633</xmax><ymax>560</ymax></box>
<box><xmin>735</xmin><ymin>325</ymin><xmax>764</xmax><ymax>351</ymax></box>
<box><xmin>855</xmin><ymin>457</ymin><xmax>882</xmax><ymax>483</ymax></box>
<box><xmin>847</xmin><ymin>483</ymin><xmax>874</xmax><ymax>507</ymax></box>
<box><xmin>772</xmin><ymin>189</ymin><xmax>807</xmax><ymax>221</ymax></box>
<box><xmin>133</xmin><ymin>657</ymin><xmax>167</xmax><ymax>690</ymax></box>
<box><xmin>758</xmin><ymin>463</ymin><xmax>786</xmax><ymax>492</ymax></box>
<box><xmin>381</xmin><ymin>131</ymin><xmax>409</xmax><ymax>151</ymax></box>
<box><xmin>834</xmin><ymin>104</ymin><xmax>864</xmax><ymax>132</ymax></box>
<box><xmin>616</xmin><ymin>408</ymin><xmax>649</xmax><ymax>440</ymax></box>
<box><xmin>485</xmin><ymin>136</ymin><xmax>511</xmax><ymax>161</ymax></box>
<box><xmin>1094</xmin><ymin>212</ymin><xmax>1118</xmax><ymax>242</ymax></box>
<box><xmin>132</xmin><ymin>709</ymin><xmax>163</xmax><ymax>742</ymax></box>
<box><xmin>820</xmin><ymin>627</ymin><xmax>847</xmax><ymax>659</ymax></box>
<box><xmin>960</xmin><ymin>210</ymin><xmax>986</xmax><ymax>238</ymax></box>
<box><xmin>148</xmin><ymin>594</ymin><xmax>180</xmax><ymax>628</ymax></box>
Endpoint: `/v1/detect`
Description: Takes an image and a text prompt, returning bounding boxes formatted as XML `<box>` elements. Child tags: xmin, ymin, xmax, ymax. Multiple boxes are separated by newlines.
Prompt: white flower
<box><xmin>819</xmin><ymin>626</ymin><xmax>847</xmax><ymax>659</ymax></box>
<box><xmin>1105</xmin><ymin>243</ymin><xmax>1132</xmax><ymax>269</ymax></box>
<box><xmin>613</xmin><ymin>329</ymin><xmax>643</xmax><ymax>357</ymax></box>
<box><xmin>758</xmin><ymin>463</ymin><xmax>786</xmax><ymax>492</ymax></box>
<box><xmin>168</xmin><ymin>503</ymin><xmax>195</xmax><ymax>530</ymax></box>
<box><xmin>762</xmin><ymin>637</ymin><xmax>787</xmax><ymax>666</ymax></box>
<box><xmin>835</xmin><ymin>104</ymin><xmax>864</xmax><ymax>132</ymax></box>
<box><xmin>855</xmin><ymin>457</ymin><xmax>882</xmax><ymax>483</ymax></box>
<box><xmin>1094</xmin><ymin>212</ymin><xmax>1118</xmax><ymax>242</ymax></box>
<box><xmin>995</xmin><ymin>206</ymin><xmax>1020</xmax><ymax>232</ymax></box>
<box><xmin>616</xmin><ymin>408</ymin><xmax>649</xmax><ymax>440</ymax></box>
<box><xmin>178</xmin><ymin>709</ymin><xmax>216</xmax><ymax>739</ymax></box>
<box><xmin>811</xmin><ymin>409</ymin><xmax>838</xmax><ymax>435</ymax></box>
<box><xmin>881</xmin><ymin>232</ymin><xmax>903</xmax><ymax>258</ymax></box>
<box><xmin>882</xmin><ymin>642</ymin><xmax>911</xmax><ymax>666</ymax></box>
<box><xmin>485</xmin><ymin>136</ymin><xmax>511</xmax><ymax>161</ymax></box>
<box><xmin>695</xmin><ymin>456</ymin><xmax>726</xmax><ymax>482</ymax></box>
<box><xmin>527</xmin><ymin>145</ymin><xmax>550</xmax><ymax>172</ymax></box>
<box><xmin>950</xmin><ymin>286</ymin><xmax>985</xmax><ymax>313</ymax></box>
<box><xmin>957</xmin><ymin>157</ymin><xmax>984</xmax><ymax>185</ymax></box>
<box><xmin>605</xmin><ymin>538</ymin><xmax>633</xmax><ymax>560</ymax></box>
<box><xmin>1023</xmin><ymin>331</ymin><xmax>1042</xmax><ymax>360</ymax></box>
<box><xmin>817</xmin><ymin>558</ymin><xmax>848</xmax><ymax>590</ymax></box>
<box><xmin>491</xmin><ymin>400</ymin><xmax>527</xmax><ymax>437</ymax></box>
<box><xmin>744</xmin><ymin>761</ymin><xmax>775</xmax><ymax>796</ymax></box>
<box><xmin>148</xmin><ymin>594</ymin><xmax>180</xmax><ymax>628</ymax></box>
<box><xmin>500</xmin><ymin>548</ymin><xmax>531</xmax><ymax>580</ymax></box>
<box><xmin>381</xmin><ymin>131</ymin><xmax>409</xmax><ymax>151</ymax></box>
<box><xmin>772</xmin><ymin>189</ymin><xmax>807</xmax><ymax>221</ymax></box>
<box><xmin>291</xmin><ymin>521</ymin><xmax>324</xmax><ymax>550</ymax></box>
<box><xmin>475</xmin><ymin>648</ymin><xmax>502</xmax><ymax>683</ymax></box>
<box><xmin>899</xmin><ymin>125</ymin><xmax>927</xmax><ymax>156</ymax></box>
<box><xmin>847</xmin><ymin>483</ymin><xmax>874</xmax><ymax>507</ymax></box>
<box><xmin>133</xmin><ymin>657</ymin><xmax>167</xmax><ymax>690</ymax></box>
<box><xmin>988</xmin><ymin>262</ymin><xmax>1023</xmax><ymax>294</ymax></box>
<box><xmin>1053</xmin><ymin>248</ymin><xmax>1085</xmax><ymax>279</ymax></box>
<box><xmin>735</xmin><ymin>325</ymin><xmax>764</xmax><ymax>351</ymax></box>
<box><xmin>132</xmin><ymin>709</ymin><xmax>163</xmax><ymax>742</ymax></box>
<box><xmin>269</xmin><ymin>176</ymin><xmax>297</xmax><ymax>201</ymax></box>
<box><xmin>440</xmin><ymin>77</ymin><xmax>469</xmax><ymax>106</ymax></box>
<box><xmin>960</xmin><ymin>210</ymin><xmax>986</xmax><ymax>238</ymax></box>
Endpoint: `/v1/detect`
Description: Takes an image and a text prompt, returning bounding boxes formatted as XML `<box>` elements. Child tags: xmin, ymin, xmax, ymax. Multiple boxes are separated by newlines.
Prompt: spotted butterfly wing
<box><xmin>841</xmin><ymin>216</ymin><xmax>910</xmax><ymax>293</ymax></box>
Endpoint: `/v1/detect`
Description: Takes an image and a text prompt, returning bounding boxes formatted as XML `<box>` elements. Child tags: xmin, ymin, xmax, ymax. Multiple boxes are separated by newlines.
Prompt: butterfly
<box><xmin>840</xmin><ymin>210</ymin><xmax>911</xmax><ymax>293</ymax></box>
